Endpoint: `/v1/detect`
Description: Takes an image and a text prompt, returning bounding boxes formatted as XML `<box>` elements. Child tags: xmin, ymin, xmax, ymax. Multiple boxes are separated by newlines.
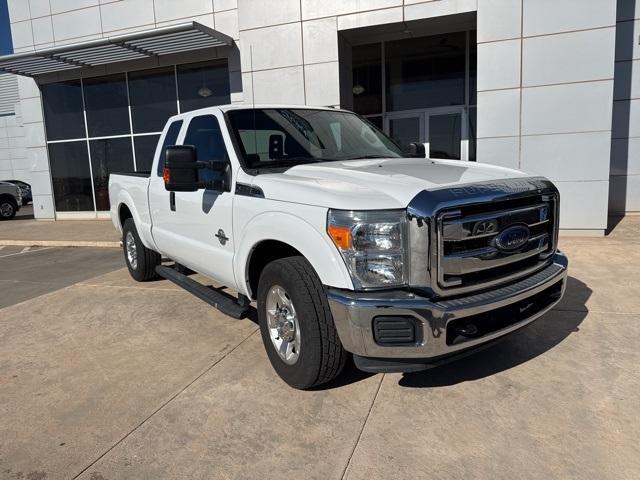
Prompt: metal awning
<box><xmin>0</xmin><ymin>22</ymin><xmax>233</xmax><ymax>77</ymax></box>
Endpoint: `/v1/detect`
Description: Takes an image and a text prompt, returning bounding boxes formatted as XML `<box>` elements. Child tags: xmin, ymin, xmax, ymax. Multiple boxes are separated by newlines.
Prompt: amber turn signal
<box><xmin>328</xmin><ymin>225</ymin><xmax>353</xmax><ymax>250</ymax></box>
<box><xmin>163</xmin><ymin>167</ymin><xmax>171</xmax><ymax>184</ymax></box>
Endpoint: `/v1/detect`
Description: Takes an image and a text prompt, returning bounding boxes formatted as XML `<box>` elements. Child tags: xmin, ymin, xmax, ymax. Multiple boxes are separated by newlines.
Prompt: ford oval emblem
<box><xmin>495</xmin><ymin>225</ymin><xmax>530</xmax><ymax>252</ymax></box>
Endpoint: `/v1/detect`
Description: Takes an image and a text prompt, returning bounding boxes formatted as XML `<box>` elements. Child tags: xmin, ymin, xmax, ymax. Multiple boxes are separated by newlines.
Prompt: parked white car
<box><xmin>110</xmin><ymin>105</ymin><xmax>568</xmax><ymax>389</ymax></box>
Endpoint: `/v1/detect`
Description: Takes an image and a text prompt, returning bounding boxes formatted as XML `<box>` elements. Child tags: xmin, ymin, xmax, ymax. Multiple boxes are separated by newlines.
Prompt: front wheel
<box><xmin>122</xmin><ymin>218</ymin><xmax>160</xmax><ymax>281</ymax></box>
<box><xmin>257</xmin><ymin>256</ymin><xmax>347</xmax><ymax>389</ymax></box>
<box><xmin>0</xmin><ymin>197</ymin><xmax>17</xmax><ymax>220</ymax></box>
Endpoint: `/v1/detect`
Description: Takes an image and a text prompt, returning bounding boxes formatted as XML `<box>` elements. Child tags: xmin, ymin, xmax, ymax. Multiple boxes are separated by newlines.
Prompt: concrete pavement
<box><xmin>0</xmin><ymin>213</ymin><xmax>119</xmax><ymax>247</ymax></box>
<box><xmin>0</xmin><ymin>218</ymin><xmax>639</xmax><ymax>479</ymax></box>
<box><xmin>0</xmin><ymin>246</ymin><xmax>123</xmax><ymax>308</ymax></box>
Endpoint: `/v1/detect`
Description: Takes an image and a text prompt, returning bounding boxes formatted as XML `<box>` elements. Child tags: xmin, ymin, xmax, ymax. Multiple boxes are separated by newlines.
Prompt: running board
<box><xmin>155</xmin><ymin>265</ymin><xmax>250</xmax><ymax>319</ymax></box>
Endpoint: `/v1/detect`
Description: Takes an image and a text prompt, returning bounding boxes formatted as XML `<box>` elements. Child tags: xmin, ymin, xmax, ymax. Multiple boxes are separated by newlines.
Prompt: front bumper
<box><xmin>327</xmin><ymin>251</ymin><xmax>568</xmax><ymax>367</ymax></box>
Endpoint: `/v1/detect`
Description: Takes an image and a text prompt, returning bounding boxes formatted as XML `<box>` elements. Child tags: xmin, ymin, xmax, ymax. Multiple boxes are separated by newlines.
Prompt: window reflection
<box><xmin>385</xmin><ymin>32</ymin><xmax>466</xmax><ymax>111</ymax></box>
<box><xmin>89</xmin><ymin>138</ymin><xmax>134</xmax><ymax>211</ymax></box>
<box><xmin>41</xmin><ymin>60</ymin><xmax>230</xmax><ymax>213</ymax></box>
<box><xmin>352</xmin><ymin>43</ymin><xmax>382</xmax><ymax>116</ymax></box>
<box><xmin>48</xmin><ymin>141</ymin><xmax>94</xmax><ymax>212</ymax></box>
<box><xmin>134</xmin><ymin>135</ymin><xmax>161</xmax><ymax>173</ymax></box>
<box><xmin>129</xmin><ymin>67</ymin><xmax>177</xmax><ymax>133</ymax></box>
<box><xmin>84</xmin><ymin>74</ymin><xmax>130</xmax><ymax>137</ymax></box>
<box><xmin>177</xmin><ymin>61</ymin><xmax>230</xmax><ymax>112</ymax></box>
<box><xmin>41</xmin><ymin>81</ymin><xmax>85</xmax><ymax>141</ymax></box>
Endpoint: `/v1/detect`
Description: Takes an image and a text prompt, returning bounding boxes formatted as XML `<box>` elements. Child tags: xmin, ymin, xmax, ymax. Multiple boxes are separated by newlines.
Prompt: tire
<box><xmin>257</xmin><ymin>256</ymin><xmax>347</xmax><ymax>389</ymax></box>
<box><xmin>122</xmin><ymin>218</ymin><xmax>161</xmax><ymax>281</ymax></box>
<box><xmin>0</xmin><ymin>197</ymin><xmax>17</xmax><ymax>220</ymax></box>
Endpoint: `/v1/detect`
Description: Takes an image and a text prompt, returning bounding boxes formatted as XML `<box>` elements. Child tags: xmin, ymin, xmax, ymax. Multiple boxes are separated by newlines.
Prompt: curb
<box><xmin>0</xmin><ymin>240</ymin><xmax>121</xmax><ymax>248</ymax></box>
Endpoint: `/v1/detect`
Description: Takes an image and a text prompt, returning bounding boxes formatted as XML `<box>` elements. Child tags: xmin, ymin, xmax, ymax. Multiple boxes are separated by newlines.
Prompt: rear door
<box><xmin>149</xmin><ymin>112</ymin><xmax>237</xmax><ymax>288</ymax></box>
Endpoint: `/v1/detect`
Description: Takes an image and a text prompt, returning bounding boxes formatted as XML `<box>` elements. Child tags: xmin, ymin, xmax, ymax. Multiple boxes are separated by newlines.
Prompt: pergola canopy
<box><xmin>0</xmin><ymin>22</ymin><xmax>233</xmax><ymax>77</ymax></box>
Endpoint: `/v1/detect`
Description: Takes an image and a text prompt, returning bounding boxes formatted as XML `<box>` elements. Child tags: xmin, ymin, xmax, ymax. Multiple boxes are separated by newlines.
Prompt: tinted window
<box><xmin>48</xmin><ymin>141</ymin><xmax>94</xmax><ymax>211</ymax></box>
<box><xmin>468</xmin><ymin>107</ymin><xmax>476</xmax><ymax>162</ymax></box>
<box><xmin>469</xmin><ymin>30</ymin><xmax>477</xmax><ymax>106</ymax></box>
<box><xmin>84</xmin><ymin>74</ymin><xmax>130</xmax><ymax>137</ymax></box>
<box><xmin>177</xmin><ymin>61</ymin><xmax>230</xmax><ymax>113</ymax></box>
<box><xmin>134</xmin><ymin>135</ymin><xmax>161</xmax><ymax>172</ymax></box>
<box><xmin>41</xmin><ymin>81</ymin><xmax>86</xmax><ymax>141</ymax></box>
<box><xmin>156</xmin><ymin>120</ymin><xmax>183</xmax><ymax>176</ymax></box>
<box><xmin>352</xmin><ymin>43</ymin><xmax>382</xmax><ymax>116</ymax></box>
<box><xmin>385</xmin><ymin>32</ymin><xmax>466</xmax><ymax>111</ymax></box>
<box><xmin>183</xmin><ymin>115</ymin><xmax>227</xmax><ymax>183</ymax></box>
<box><xmin>129</xmin><ymin>67</ymin><xmax>178</xmax><ymax>133</ymax></box>
<box><xmin>90</xmin><ymin>138</ymin><xmax>134</xmax><ymax>211</ymax></box>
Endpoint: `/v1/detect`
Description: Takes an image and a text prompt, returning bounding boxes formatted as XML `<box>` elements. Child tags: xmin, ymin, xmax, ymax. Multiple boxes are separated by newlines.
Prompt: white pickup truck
<box><xmin>109</xmin><ymin>105</ymin><xmax>568</xmax><ymax>389</ymax></box>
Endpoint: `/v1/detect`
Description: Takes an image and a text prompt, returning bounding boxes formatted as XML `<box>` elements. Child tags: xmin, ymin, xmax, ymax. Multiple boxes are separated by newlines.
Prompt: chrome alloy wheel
<box><xmin>125</xmin><ymin>231</ymin><xmax>138</xmax><ymax>270</ymax></box>
<box><xmin>266</xmin><ymin>285</ymin><xmax>301</xmax><ymax>365</ymax></box>
<box><xmin>0</xmin><ymin>201</ymin><xmax>14</xmax><ymax>218</ymax></box>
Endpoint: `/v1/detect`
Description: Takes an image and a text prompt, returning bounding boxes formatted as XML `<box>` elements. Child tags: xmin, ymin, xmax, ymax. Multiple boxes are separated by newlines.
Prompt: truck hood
<box><xmin>251</xmin><ymin>158</ymin><xmax>532</xmax><ymax>209</ymax></box>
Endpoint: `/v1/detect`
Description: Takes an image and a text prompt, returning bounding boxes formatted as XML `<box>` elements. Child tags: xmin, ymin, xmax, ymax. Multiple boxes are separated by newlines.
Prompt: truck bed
<box><xmin>109</xmin><ymin>172</ymin><xmax>152</xmax><ymax>240</ymax></box>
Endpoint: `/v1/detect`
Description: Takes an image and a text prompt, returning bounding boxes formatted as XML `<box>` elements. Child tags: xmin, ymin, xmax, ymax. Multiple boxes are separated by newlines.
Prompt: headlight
<box><xmin>327</xmin><ymin>209</ymin><xmax>407</xmax><ymax>289</ymax></box>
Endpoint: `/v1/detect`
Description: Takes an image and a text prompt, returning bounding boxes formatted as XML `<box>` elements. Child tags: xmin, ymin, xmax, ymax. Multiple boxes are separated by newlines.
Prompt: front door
<box><xmin>385</xmin><ymin>107</ymin><xmax>468</xmax><ymax>160</ymax></box>
<box><xmin>149</xmin><ymin>112</ymin><xmax>237</xmax><ymax>289</ymax></box>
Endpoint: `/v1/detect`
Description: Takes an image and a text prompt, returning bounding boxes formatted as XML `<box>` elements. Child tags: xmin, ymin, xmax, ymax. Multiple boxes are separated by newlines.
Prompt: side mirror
<box><xmin>407</xmin><ymin>142</ymin><xmax>426</xmax><ymax>158</ymax></box>
<box><xmin>163</xmin><ymin>146</ymin><xmax>200</xmax><ymax>192</ymax></box>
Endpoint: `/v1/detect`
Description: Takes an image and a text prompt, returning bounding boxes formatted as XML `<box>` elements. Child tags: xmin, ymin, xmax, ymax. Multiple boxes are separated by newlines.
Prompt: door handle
<box><xmin>170</xmin><ymin>192</ymin><xmax>176</xmax><ymax>211</ymax></box>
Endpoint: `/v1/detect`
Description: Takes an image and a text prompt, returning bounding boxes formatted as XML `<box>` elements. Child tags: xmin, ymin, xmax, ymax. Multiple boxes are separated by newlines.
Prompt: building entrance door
<box><xmin>385</xmin><ymin>106</ymin><xmax>468</xmax><ymax>160</ymax></box>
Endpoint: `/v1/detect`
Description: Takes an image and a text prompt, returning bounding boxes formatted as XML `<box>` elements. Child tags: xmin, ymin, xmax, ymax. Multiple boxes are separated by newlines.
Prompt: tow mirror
<box><xmin>407</xmin><ymin>142</ymin><xmax>426</xmax><ymax>158</ymax></box>
<box><xmin>163</xmin><ymin>145</ymin><xmax>199</xmax><ymax>192</ymax></box>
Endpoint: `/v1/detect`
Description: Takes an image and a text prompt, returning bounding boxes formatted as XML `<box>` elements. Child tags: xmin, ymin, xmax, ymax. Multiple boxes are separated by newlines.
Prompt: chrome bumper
<box><xmin>327</xmin><ymin>251</ymin><xmax>568</xmax><ymax>360</ymax></box>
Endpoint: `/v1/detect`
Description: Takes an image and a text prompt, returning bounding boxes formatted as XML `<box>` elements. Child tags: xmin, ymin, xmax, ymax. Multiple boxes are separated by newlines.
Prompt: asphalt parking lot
<box><xmin>1</xmin><ymin>220</ymin><xmax>639</xmax><ymax>480</ymax></box>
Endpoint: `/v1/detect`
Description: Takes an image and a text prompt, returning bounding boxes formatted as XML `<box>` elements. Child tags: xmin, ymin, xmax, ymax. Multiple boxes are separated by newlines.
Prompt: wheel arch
<box><xmin>236</xmin><ymin>212</ymin><xmax>353</xmax><ymax>299</ymax></box>
<box><xmin>113</xmin><ymin>193</ymin><xmax>155</xmax><ymax>250</ymax></box>
<box><xmin>0</xmin><ymin>193</ymin><xmax>17</xmax><ymax>205</ymax></box>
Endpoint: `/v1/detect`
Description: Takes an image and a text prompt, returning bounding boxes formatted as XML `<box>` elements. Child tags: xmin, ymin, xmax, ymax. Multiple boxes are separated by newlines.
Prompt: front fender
<box><xmin>234</xmin><ymin>210</ymin><xmax>354</xmax><ymax>297</ymax></box>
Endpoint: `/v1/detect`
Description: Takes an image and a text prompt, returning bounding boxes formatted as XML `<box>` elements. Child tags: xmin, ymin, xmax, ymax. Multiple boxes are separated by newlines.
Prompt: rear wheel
<box><xmin>122</xmin><ymin>218</ymin><xmax>160</xmax><ymax>281</ymax></box>
<box><xmin>0</xmin><ymin>197</ymin><xmax>17</xmax><ymax>220</ymax></box>
<box><xmin>257</xmin><ymin>256</ymin><xmax>347</xmax><ymax>389</ymax></box>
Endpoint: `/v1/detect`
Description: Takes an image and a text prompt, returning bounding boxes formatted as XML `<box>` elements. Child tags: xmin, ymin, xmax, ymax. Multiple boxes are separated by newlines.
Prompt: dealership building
<box><xmin>0</xmin><ymin>0</ymin><xmax>637</xmax><ymax>235</ymax></box>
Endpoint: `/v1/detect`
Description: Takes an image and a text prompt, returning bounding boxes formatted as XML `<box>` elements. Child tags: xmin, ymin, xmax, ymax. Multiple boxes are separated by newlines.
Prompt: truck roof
<box><xmin>167</xmin><ymin>104</ymin><xmax>350</xmax><ymax>122</ymax></box>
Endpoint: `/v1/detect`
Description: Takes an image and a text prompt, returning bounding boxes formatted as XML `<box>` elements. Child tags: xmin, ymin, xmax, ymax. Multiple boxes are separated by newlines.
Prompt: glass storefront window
<box><xmin>41</xmin><ymin>81</ymin><xmax>86</xmax><ymax>141</ymax></box>
<box><xmin>129</xmin><ymin>67</ymin><xmax>178</xmax><ymax>133</ymax></box>
<box><xmin>352</xmin><ymin>43</ymin><xmax>382</xmax><ymax>116</ymax></box>
<box><xmin>89</xmin><ymin>138</ymin><xmax>134</xmax><ymax>211</ymax></box>
<box><xmin>385</xmin><ymin>32</ymin><xmax>466</xmax><ymax>111</ymax></box>
<box><xmin>469</xmin><ymin>30</ymin><xmax>477</xmax><ymax>106</ymax></box>
<box><xmin>468</xmin><ymin>107</ymin><xmax>476</xmax><ymax>162</ymax></box>
<box><xmin>429</xmin><ymin>113</ymin><xmax>462</xmax><ymax>160</ymax></box>
<box><xmin>134</xmin><ymin>135</ymin><xmax>161</xmax><ymax>173</ymax></box>
<box><xmin>48</xmin><ymin>141</ymin><xmax>94</xmax><ymax>212</ymax></box>
<box><xmin>84</xmin><ymin>73</ymin><xmax>130</xmax><ymax>137</ymax></box>
<box><xmin>177</xmin><ymin>61</ymin><xmax>230</xmax><ymax>112</ymax></box>
<box><xmin>41</xmin><ymin>60</ymin><xmax>229</xmax><ymax>213</ymax></box>
<box><xmin>156</xmin><ymin>120</ymin><xmax>183</xmax><ymax>176</ymax></box>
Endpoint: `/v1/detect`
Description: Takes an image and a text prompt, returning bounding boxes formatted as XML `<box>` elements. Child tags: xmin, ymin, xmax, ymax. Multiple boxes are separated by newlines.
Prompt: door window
<box><xmin>183</xmin><ymin>115</ymin><xmax>228</xmax><ymax>184</ymax></box>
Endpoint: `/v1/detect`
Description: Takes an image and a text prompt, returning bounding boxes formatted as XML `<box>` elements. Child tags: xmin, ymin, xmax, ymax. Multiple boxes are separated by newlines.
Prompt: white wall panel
<box><xmin>523</xmin><ymin>0</ymin><xmax>615</xmax><ymax>36</ymax></box>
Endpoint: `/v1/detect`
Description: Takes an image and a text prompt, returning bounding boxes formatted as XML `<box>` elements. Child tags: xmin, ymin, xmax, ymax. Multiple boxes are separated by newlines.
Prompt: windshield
<box><xmin>226</xmin><ymin>108</ymin><xmax>403</xmax><ymax>169</ymax></box>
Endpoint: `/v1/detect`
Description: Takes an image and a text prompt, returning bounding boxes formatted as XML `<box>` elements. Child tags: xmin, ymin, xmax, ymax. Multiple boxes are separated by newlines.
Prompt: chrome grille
<box><xmin>435</xmin><ymin>193</ymin><xmax>557</xmax><ymax>295</ymax></box>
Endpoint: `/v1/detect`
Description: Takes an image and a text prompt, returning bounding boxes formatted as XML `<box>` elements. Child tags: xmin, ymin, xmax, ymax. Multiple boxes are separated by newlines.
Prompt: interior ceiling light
<box><xmin>352</xmin><ymin>84</ymin><xmax>365</xmax><ymax>95</ymax></box>
<box><xmin>198</xmin><ymin>86</ymin><xmax>213</xmax><ymax>97</ymax></box>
